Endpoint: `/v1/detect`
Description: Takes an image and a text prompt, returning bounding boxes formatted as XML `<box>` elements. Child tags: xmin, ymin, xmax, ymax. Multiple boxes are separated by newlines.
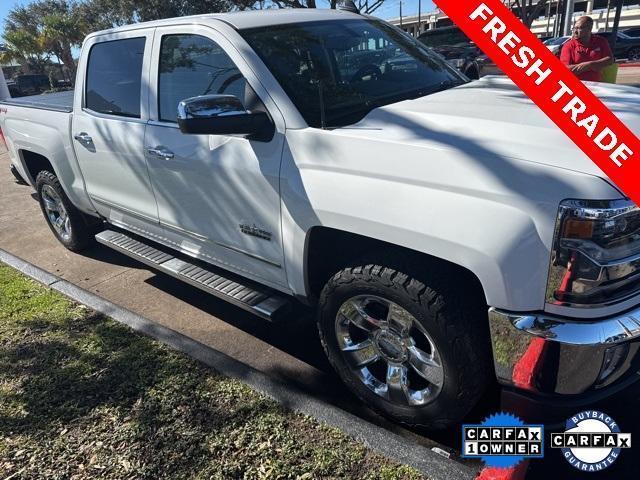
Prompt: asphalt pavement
<box><xmin>617</xmin><ymin>64</ymin><xmax>640</xmax><ymax>87</ymax></box>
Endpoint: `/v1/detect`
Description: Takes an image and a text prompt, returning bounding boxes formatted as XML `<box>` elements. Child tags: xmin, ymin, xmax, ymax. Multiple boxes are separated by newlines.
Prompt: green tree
<box><xmin>2</xmin><ymin>1</ymin><xmax>87</xmax><ymax>83</ymax></box>
<box><xmin>83</xmin><ymin>0</ymin><xmax>386</xmax><ymax>26</ymax></box>
<box><xmin>0</xmin><ymin>30</ymin><xmax>49</xmax><ymax>74</ymax></box>
<box><xmin>509</xmin><ymin>0</ymin><xmax>551</xmax><ymax>27</ymax></box>
<box><xmin>83</xmin><ymin>0</ymin><xmax>232</xmax><ymax>27</ymax></box>
<box><xmin>39</xmin><ymin>6</ymin><xmax>87</xmax><ymax>81</ymax></box>
<box><xmin>235</xmin><ymin>0</ymin><xmax>384</xmax><ymax>13</ymax></box>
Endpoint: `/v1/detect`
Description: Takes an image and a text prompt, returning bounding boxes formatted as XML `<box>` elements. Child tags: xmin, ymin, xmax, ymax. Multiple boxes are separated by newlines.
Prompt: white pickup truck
<box><xmin>3</xmin><ymin>9</ymin><xmax>640</xmax><ymax>429</ymax></box>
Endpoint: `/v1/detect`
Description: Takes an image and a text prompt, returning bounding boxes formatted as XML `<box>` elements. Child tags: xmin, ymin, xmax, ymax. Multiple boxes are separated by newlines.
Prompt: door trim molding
<box><xmin>161</xmin><ymin>221</ymin><xmax>282</xmax><ymax>268</ymax></box>
<box><xmin>90</xmin><ymin>195</ymin><xmax>158</xmax><ymax>223</ymax></box>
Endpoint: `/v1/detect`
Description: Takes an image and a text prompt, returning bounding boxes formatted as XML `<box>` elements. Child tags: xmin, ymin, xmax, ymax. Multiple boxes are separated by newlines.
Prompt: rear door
<box><xmin>144</xmin><ymin>24</ymin><xmax>287</xmax><ymax>288</ymax></box>
<box><xmin>72</xmin><ymin>30</ymin><xmax>159</xmax><ymax>228</ymax></box>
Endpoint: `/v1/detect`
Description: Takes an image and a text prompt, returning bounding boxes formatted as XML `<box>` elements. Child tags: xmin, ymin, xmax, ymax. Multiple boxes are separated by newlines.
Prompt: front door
<box><xmin>72</xmin><ymin>30</ymin><xmax>159</xmax><ymax>227</ymax></box>
<box><xmin>144</xmin><ymin>25</ymin><xmax>286</xmax><ymax>288</ymax></box>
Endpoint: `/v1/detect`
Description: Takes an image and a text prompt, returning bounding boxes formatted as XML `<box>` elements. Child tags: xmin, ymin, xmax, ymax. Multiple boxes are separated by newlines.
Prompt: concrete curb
<box><xmin>0</xmin><ymin>248</ymin><xmax>476</xmax><ymax>480</ymax></box>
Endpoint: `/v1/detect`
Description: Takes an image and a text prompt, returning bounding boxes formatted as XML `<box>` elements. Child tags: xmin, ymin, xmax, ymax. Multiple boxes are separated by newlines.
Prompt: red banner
<box><xmin>433</xmin><ymin>0</ymin><xmax>640</xmax><ymax>205</ymax></box>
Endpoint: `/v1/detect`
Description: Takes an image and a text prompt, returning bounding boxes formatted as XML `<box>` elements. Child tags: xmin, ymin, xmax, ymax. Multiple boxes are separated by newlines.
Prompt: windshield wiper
<box><xmin>323</xmin><ymin>80</ymin><xmax>466</xmax><ymax>127</ymax></box>
<box><xmin>410</xmin><ymin>80</ymin><xmax>465</xmax><ymax>99</ymax></box>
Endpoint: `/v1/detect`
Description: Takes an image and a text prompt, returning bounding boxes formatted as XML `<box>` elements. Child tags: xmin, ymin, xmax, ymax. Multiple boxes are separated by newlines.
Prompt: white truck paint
<box><xmin>3</xmin><ymin>9</ymin><xmax>640</xmax><ymax>426</ymax></box>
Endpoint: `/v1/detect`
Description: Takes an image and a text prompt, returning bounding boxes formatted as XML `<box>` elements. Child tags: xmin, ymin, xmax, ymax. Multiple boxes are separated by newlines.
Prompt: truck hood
<box><xmin>350</xmin><ymin>76</ymin><xmax>640</xmax><ymax>182</ymax></box>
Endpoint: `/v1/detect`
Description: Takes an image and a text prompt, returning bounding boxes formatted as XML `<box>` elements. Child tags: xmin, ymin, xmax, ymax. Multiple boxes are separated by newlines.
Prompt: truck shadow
<box><xmin>140</xmin><ymin>264</ymin><xmax>498</xmax><ymax>457</ymax></box>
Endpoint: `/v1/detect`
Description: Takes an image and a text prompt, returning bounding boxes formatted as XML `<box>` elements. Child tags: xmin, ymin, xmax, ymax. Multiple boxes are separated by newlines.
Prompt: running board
<box><xmin>95</xmin><ymin>230</ymin><xmax>291</xmax><ymax>322</ymax></box>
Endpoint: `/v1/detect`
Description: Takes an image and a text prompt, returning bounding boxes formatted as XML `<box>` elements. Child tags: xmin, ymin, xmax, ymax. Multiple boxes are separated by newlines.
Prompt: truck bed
<box><xmin>0</xmin><ymin>90</ymin><xmax>74</xmax><ymax>113</ymax></box>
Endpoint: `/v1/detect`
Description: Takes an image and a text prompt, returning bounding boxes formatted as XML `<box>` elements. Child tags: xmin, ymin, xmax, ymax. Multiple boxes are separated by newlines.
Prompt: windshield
<box><xmin>241</xmin><ymin>19</ymin><xmax>466</xmax><ymax>128</ymax></box>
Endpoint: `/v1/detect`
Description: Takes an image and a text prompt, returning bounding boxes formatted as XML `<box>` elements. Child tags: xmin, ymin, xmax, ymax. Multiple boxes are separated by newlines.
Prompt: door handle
<box><xmin>146</xmin><ymin>146</ymin><xmax>175</xmax><ymax>160</ymax></box>
<box><xmin>73</xmin><ymin>132</ymin><xmax>93</xmax><ymax>144</ymax></box>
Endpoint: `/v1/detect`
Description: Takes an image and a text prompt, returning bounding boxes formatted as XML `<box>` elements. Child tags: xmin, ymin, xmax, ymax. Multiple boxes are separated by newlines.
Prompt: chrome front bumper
<box><xmin>489</xmin><ymin>307</ymin><xmax>640</xmax><ymax>396</ymax></box>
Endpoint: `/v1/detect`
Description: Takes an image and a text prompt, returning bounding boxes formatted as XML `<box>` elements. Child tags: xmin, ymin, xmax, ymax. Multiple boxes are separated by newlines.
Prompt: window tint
<box><xmin>158</xmin><ymin>34</ymin><xmax>246</xmax><ymax>122</ymax></box>
<box><xmin>86</xmin><ymin>37</ymin><xmax>145</xmax><ymax>118</ymax></box>
<box><xmin>242</xmin><ymin>20</ymin><xmax>463</xmax><ymax>128</ymax></box>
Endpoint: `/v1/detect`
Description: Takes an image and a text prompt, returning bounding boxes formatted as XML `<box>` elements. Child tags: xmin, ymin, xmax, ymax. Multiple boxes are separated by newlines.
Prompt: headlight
<box><xmin>546</xmin><ymin>199</ymin><xmax>640</xmax><ymax>308</ymax></box>
<box><xmin>448</xmin><ymin>58</ymin><xmax>466</xmax><ymax>69</ymax></box>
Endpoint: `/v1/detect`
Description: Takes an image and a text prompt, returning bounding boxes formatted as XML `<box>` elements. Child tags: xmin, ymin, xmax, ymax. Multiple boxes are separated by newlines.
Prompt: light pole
<box><xmin>610</xmin><ymin>0</ymin><xmax>624</xmax><ymax>52</ymax></box>
<box><xmin>418</xmin><ymin>0</ymin><xmax>421</xmax><ymax>36</ymax></box>
<box><xmin>563</xmin><ymin>0</ymin><xmax>575</xmax><ymax>36</ymax></box>
<box><xmin>554</xmin><ymin>0</ymin><xmax>563</xmax><ymax>37</ymax></box>
<box><xmin>605</xmin><ymin>0</ymin><xmax>612</xmax><ymax>32</ymax></box>
<box><xmin>0</xmin><ymin>43</ymin><xmax>11</xmax><ymax>99</ymax></box>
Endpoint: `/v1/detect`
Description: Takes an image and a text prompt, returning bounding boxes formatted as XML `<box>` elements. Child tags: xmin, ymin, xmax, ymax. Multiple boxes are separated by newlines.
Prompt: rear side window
<box><xmin>85</xmin><ymin>37</ymin><xmax>146</xmax><ymax>118</ymax></box>
<box><xmin>158</xmin><ymin>34</ymin><xmax>246</xmax><ymax>122</ymax></box>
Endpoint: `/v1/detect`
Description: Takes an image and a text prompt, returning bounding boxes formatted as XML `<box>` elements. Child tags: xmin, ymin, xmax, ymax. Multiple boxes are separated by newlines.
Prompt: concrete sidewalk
<box><xmin>0</xmin><ymin>151</ymin><xmax>480</xmax><ymax>463</ymax></box>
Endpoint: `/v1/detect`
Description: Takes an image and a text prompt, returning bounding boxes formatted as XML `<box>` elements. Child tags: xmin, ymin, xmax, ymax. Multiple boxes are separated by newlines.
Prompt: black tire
<box><xmin>628</xmin><ymin>47</ymin><xmax>640</xmax><ymax>62</ymax></box>
<box><xmin>35</xmin><ymin>170</ymin><xmax>101</xmax><ymax>252</ymax></box>
<box><xmin>317</xmin><ymin>261</ymin><xmax>491</xmax><ymax>429</ymax></box>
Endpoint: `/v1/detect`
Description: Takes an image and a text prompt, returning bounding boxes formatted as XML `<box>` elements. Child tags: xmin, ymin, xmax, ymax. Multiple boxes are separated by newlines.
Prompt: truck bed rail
<box><xmin>0</xmin><ymin>90</ymin><xmax>74</xmax><ymax>113</ymax></box>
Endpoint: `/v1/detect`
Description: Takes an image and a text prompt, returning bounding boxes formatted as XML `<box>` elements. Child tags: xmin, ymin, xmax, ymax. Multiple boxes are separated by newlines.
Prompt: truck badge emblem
<box><xmin>239</xmin><ymin>223</ymin><xmax>272</xmax><ymax>241</ymax></box>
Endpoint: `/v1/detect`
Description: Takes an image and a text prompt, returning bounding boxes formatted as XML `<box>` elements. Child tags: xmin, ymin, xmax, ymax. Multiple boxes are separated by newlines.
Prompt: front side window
<box><xmin>85</xmin><ymin>37</ymin><xmax>145</xmax><ymax>118</ymax></box>
<box><xmin>158</xmin><ymin>34</ymin><xmax>246</xmax><ymax>122</ymax></box>
<box><xmin>241</xmin><ymin>19</ymin><xmax>466</xmax><ymax>128</ymax></box>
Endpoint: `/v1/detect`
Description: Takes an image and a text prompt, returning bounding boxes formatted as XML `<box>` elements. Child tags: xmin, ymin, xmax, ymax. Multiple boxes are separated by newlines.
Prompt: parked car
<box><xmin>622</xmin><ymin>27</ymin><xmax>640</xmax><ymax>38</ymax></box>
<box><xmin>544</xmin><ymin>32</ymin><xmax>640</xmax><ymax>61</ymax></box>
<box><xmin>6</xmin><ymin>79</ymin><xmax>20</xmax><ymax>98</ymax></box>
<box><xmin>2</xmin><ymin>9</ymin><xmax>640</xmax><ymax>429</ymax></box>
<box><xmin>9</xmin><ymin>74</ymin><xmax>51</xmax><ymax>97</ymax></box>
<box><xmin>418</xmin><ymin>26</ymin><xmax>498</xmax><ymax>79</ymax></box>
<box><xmin>595</xmin><ymin>31</ymin><xmax>640</xmax><ymax>61</ymax></box>
<box><xmin>543</xmin><ymin>35</ymin><xmax>570</xmax><ymax>56</ymax></box>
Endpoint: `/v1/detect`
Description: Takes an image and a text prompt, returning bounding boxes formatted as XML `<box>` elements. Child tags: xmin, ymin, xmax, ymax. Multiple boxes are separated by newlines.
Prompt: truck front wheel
<box><xmin>35</xmin><ymin>170</ymin><xmax>101</xmax><ymax>252</ymax></box>
<box><xmin>317</xmin><ymin>262</ymin><xmax>491</xmax><ymax>429</ymax></box>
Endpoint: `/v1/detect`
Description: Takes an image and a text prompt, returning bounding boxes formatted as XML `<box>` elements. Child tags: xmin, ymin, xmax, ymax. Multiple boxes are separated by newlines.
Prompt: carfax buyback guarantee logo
<box><xmin>462</xmin><ymin>412</ymin><xmax>544</xmax><ymax>468</ymax></box>
<box><xmin>551</xmin><ymin>410</ymin><xmax>631</xmax><ymax>472</ymax></box>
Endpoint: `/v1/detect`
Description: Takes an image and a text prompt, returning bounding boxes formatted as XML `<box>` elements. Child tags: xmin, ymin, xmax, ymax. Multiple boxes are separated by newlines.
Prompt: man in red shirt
<box><xmin>560</xmin><ymin>16</ymin><xmax>613</xmax><ymax>82</ymax></box>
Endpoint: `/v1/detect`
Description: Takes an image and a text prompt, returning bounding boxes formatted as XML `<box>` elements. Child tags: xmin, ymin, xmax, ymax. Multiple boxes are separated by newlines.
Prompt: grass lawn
<box><xmin>0</xmin><ymin>263</ymin><xmax>425</xmax><ymax>479</ymax></box>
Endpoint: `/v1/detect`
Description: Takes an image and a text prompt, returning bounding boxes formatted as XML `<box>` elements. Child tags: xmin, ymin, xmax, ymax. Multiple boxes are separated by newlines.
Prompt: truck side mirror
<box><xmin>177</xmin><ymin>94</ymin><xmax>274</xmax><ymax>142</ymax></box>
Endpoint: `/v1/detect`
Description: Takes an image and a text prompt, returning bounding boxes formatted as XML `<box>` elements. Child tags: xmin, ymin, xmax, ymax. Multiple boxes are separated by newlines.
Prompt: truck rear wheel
<box><xmin>35</xmin><ymin>170</ymin><xmax>101</xmax><ymax>252</ymax></box>
<box><xmin>317</xmin><ymin>262</ymin><xmax>491</xmax><ymax>429</ymax></box>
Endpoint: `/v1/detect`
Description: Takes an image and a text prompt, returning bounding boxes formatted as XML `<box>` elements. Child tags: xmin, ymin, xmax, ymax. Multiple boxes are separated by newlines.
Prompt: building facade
<box><xmin>388</xmin><ymin>1</ymin><xmax>640</xmax><ymax>38</ymax></box>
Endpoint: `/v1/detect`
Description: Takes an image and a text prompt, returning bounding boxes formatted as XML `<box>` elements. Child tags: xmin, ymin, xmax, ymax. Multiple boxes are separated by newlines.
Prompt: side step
<box><xmin>95</xmin><ymin>230</ymin><xmax>291</xmax><ymax>322</ymax></box>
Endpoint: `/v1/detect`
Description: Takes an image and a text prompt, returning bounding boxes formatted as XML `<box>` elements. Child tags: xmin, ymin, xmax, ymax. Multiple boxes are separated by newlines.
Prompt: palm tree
<box><xmin>40</xmin><ymin>11</ymin><xmax>87</xmax><ymax>82</ymax></box>
<box><xmin>2</xmin><ymin>1</ymin><xmax>88</xmax><ymax>85</ymax></box>
<box><xmin>0</xmin><ymin>30</ymin><xmax>50</xmax><ymax>74</ymax></box>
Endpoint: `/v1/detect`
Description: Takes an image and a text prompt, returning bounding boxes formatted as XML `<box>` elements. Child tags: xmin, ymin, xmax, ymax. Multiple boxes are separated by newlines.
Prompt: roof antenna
<box><xmin>339</xmin><ymin>0</ymin><xmax>360</xmax><ymax>14</ymax></box>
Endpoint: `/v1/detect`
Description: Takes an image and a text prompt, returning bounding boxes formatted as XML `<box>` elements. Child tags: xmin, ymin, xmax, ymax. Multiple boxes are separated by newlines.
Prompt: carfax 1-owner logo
<box><xmin>551</xmin><ymin>410</ymin><xmax>631</xmax><ymax>472</ymax></box>
<box><xmin>462</xmin><ymin>412</ymin><xmax>544</xmax><ymax>468</ymax></box>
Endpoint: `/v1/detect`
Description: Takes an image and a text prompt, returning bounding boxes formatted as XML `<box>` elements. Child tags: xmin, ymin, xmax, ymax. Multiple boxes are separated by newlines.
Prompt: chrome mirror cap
<box><xmin>177</xmin><ymin>94</ymin><xmax>247</xmax><ymax>120</ymax></box>
<box><xmin>176</xmin><ymin>94</ymin><xmax>274</xmax><ymax>142</ymax></box>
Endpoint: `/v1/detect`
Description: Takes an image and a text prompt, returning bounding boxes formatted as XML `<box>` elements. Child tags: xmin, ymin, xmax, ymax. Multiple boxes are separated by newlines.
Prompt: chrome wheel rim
<box><xmin>335</xmin><ymin>295</ymin><xmax>444</xmax><ymax>406</ymax></box>
<box><xmin>41</xmin><ymin>185</ymin><xmax>71</xmax><ymax>241</ymax></box>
